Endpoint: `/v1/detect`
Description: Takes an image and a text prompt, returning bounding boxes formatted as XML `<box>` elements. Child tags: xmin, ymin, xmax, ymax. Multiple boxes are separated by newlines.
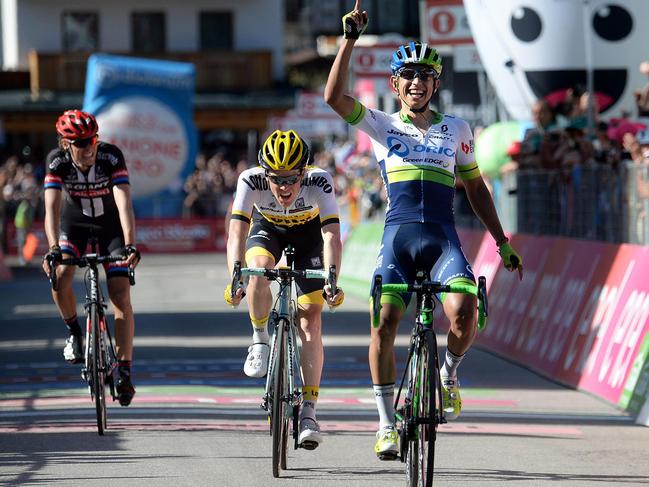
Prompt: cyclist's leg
<box><xmin>432</xmin><ymin>224</ymin><xmax>477</xmax><ymax>419</ymax></box>
<box><xmin>296</xmin><ymin>295</ymin><xmax>324</xmax><ymax>447</ymax></box>
<box><xmin>56</xmin><ymin>229</ymin><xmax>85</xmax><ymax>363</ymax></box>
<box><xmin>242</xmin><ymin>220</ymin><xmax>282</xmax><ymax>377</ymax></box>
<box><xmin>292</xmin><ymin>227</ymin><xmax>326</xmax><ymax>447</ymax></box>
<box><xmin>370</xmin><ymin>225</ymin><xmax>416</xmax><ymax>458</ymax></box>
<box><xmin>104</xmin><ymin>232</ymin><xmax>136</xmax><ymax>406</ymax></box>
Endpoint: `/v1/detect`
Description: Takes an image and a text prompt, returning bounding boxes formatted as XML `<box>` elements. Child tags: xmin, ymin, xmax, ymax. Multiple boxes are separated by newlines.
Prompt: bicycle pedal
<box><xmin>377</xmin><ymin>452</ymin><xmax>399</xmax><ymax>461</ymax></box>
<box><xmin>299</xmin><ymin>440</ymin><xmax>319</xmax><ymax>451</ymax></box>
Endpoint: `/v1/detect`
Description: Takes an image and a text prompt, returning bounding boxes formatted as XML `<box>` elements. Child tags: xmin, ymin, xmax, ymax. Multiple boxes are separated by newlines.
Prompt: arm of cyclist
<box><xmin>322</xmin><ymin>222</ymin><xmax>345</xmax><ymax>308</ymax></box>
<box><xmin>42</xmin><ymin>187</ymin><xmax>63</xmax><ymax>275</ymax></box>
<box><xmin>324</xmin><ymin>0</ymin><xmax>368</xmax><ymax>118</ymax></box>
<box><xmin>113</xmin><ymin>184</ymin><xmax>140</xmax><ymax>268</ymax></box>
<box><xmin>463</xmin><ymin>176</ymin><xmax>523</xmax><ymax>280</ymax></box>
<box><xmin>224</xmin><ymin>218</ymin><xmax>248</xmax><ymax>306</ymax></box>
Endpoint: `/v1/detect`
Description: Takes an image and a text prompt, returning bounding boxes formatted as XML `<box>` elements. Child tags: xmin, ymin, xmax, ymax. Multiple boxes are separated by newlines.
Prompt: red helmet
<box><xmin>56</xmin><ymin>110</ymin><xmax>98</xmax><ymax>140</ymax></box>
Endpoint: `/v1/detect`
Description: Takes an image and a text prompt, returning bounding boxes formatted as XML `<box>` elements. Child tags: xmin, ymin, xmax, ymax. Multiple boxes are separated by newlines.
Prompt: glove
<box><xmin>498</xmin><ymin>241</ymin><xmax>523</xmax><ymax>279</ymax></box>
<box><xmin>224</xmin><ymin>283</ymin><xmax>245</xmax><ymax>306</ymax></box>
<box><xmin>43</xmin><ymin>245</ymin><xmax>62</xmax><ymax>265</ymax></box>
<box><xmin>342</xmin><ymin>8</ymin><xmax>368</xmax><ymax>39</ymax></box>
<box><xmin>324</xmin><ymin>285</ymin><xmax>345</xmax><ymax>308</ymax></box>
<box><xmin>124</xmin><ymin>244</ymin><xmax>141</xmax><ymax>260</ymax></box>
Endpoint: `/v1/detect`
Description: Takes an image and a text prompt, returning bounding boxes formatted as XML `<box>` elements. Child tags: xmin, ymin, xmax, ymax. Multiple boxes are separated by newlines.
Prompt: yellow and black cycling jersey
<box><xmin>230</xmin><ymin>166</ymin><xmax>340</xmax><ymax>228</ymax></box>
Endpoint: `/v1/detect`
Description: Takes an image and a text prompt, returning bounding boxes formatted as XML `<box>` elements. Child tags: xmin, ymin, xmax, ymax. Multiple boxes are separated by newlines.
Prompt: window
<box><xmin>132</xmin><ymin>12</ymin><xmax>166</xmax><ymax>53</ymax></box>
<box><xmin>62</xmin><ymin>12</ymin><xmax>99</xmax><ymax>51</ymax></box>
<box><xmin>200</xmin><ymin>12</ymin><xmax>233</xmax><ymax>50</ymax></box>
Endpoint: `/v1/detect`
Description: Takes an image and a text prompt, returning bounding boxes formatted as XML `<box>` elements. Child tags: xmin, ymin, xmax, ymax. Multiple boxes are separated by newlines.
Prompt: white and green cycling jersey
<box><xmin>344</xmin><ymin>100</ymin><xmax>481</xmax><ymax>225</ymax></box>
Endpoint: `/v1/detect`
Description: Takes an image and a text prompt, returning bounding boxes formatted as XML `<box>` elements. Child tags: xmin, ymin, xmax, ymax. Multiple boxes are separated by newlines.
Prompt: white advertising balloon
<box><xmin>464</xmin><ymin>0</ymin><xmax>649</xmax><ymax>120</ymax></box>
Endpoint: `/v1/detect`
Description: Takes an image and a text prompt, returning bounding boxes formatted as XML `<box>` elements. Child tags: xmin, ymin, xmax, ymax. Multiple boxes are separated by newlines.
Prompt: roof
<box><xmin>0</xmin><ymin>89</ymin><xmax>295</xmax><ymax>113</ymax></box>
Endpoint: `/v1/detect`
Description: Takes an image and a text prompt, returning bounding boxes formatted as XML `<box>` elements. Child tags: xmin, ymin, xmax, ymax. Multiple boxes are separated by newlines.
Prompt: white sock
<box><xmin>441</xmin><ymin>348</ymin><xmax>464</xmax><ymax>378</ymax></box>
<box><xmin>373</xmin><ymin>383</ymin><xmax>395</xmax><ymax>429</ymax></box>
<box><xmin>251</xmin><ymin>316</ymin><xmax>269</xmax><ymax>344</ymax></box>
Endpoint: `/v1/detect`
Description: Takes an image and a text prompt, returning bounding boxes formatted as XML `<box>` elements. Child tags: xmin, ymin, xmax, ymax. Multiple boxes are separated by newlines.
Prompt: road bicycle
<box><xmin>231</xmin><ymin>246</ymin><xmax>337</xmax><ymax>478</ymax></box>
<box><xmin>370</xmin><ymin>271</ymin><xmax>488</xmax><ymax>487</ymax></box>
<box><xmin>48</xmin><ymin>236</ymin><xmax>135</xmax><ymax>435</ymax></box>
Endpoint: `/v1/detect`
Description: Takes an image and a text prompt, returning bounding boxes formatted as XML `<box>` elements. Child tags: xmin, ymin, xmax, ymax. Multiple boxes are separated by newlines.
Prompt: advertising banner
<box><xmin>6</xmin><ymin>219</ymin><xmax>225</xmax><ymax>255</ymax></box>
<box><xmin>341</xmin><ymin>224</ymin><xmax>649</xmax><ymax>415</ymax></box>
<box><xmin>83</xmin><ymin>54</ymin><xmax>197</xmax><ymax>217</ymax></box>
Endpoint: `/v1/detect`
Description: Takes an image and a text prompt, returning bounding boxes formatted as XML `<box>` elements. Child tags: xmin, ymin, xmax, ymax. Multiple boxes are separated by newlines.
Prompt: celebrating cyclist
<box><xmin>325</xmin><ymin>0</ymin><xmax>523</xmax><ymax>460</ymax></box>
<box><xmin>224</xmin><ymin>129</ymin><xmax>344</xmax><ymax>449</ymax></box>
<box><xmin>41</xmin><ymin>109</ymin><xmax>141</xmax><ymax>407</ymax></box>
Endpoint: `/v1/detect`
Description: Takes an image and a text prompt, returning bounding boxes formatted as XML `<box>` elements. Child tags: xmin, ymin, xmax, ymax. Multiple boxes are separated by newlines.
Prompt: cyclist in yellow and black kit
<box><xmin>325</xmin><ymin>0</ymin><xmax>523</xmax><ymax>459</ymax></box>
<box><xmin>224</xmin><ymin>129</ymin><xmax>345</xmax><ymax>449</ymax></box>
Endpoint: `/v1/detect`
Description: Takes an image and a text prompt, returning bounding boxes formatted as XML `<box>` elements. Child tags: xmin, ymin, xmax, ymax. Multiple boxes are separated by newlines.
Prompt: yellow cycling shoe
<box><xmin>441</xmin><ymin>376</ymin><xmax>462</xmax><ymax>420</ymax></box>
<box><xmin>374</xmin><ymin>426</ymin><xmax>399</xmax><ymax>460</ymax></box>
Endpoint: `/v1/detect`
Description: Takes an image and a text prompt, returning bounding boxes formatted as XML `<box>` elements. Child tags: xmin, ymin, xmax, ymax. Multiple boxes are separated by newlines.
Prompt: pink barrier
<box><xmin>459</xmin><ymin>229</ymin><xmax>649</xmax><ymax>407</ymax></box>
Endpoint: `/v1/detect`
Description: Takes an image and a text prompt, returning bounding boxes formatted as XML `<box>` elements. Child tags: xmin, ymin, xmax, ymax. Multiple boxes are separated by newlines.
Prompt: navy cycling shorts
<box><xmin>372</xmin><ymin>222</ymin><xmax>475</xmax><ymax>309</ymax></box>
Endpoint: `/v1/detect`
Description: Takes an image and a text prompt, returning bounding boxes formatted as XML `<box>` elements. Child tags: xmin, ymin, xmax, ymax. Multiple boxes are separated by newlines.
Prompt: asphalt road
<box><xmin>1</xmin><ymin>254</ymin><xmax>648</xmax><ymax>486</ymax></box>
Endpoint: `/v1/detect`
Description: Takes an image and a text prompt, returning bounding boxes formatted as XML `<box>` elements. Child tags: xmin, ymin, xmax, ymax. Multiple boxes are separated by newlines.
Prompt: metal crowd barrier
<box><xmin>478</xmin><ymin>161</ymin><xmax>649</xmax><ymax>245</ymax></box>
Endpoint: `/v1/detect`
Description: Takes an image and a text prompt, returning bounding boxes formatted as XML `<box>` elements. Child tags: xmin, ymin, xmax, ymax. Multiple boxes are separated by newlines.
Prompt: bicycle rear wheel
<box><xmin>406</xmin><ymin>330</ymin><xmax>437</xmax><ymax>487</ymax></box>
<box><xmin>90</xmin><ymin>304</ymin><xmax>107</xmax><ymax>435</ymax></box>
<box><xmin>270</xmin><ymin>321</ymin><xmax>288</xmax><ymax>478</ymax></box>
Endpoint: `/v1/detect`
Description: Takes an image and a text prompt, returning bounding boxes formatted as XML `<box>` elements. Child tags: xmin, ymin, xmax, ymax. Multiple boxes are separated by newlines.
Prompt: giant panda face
<box><xmin>464</xmin><ymin>0</ymin><xmax>647</xmax><ymax>120</ymax></box>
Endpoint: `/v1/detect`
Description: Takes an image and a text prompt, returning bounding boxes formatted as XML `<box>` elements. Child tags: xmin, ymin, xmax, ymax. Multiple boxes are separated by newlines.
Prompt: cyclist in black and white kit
<box><xmin>325</xmin><ymin>0</ymin><xmax>523</xmax><ymax>459</ymax></box>
<box><xmin>41</xmin><ymin>110</ymin><xmax>141</xmax><ymax>407</ymax></box>
<box><xmin>224</xmin><ymin>129</ymin><xmax>345</xmax><ymax>449</ymax></box>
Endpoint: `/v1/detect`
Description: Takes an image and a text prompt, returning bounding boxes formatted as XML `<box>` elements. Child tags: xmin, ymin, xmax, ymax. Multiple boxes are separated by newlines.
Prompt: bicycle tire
<box><xmin>407</xmin><ymin>330</ymin><xmax>437</xmax><ymax>487</ymax></box>
<box><xmin>90</xmin><ymin>304</ymin><xmax>107</xmax><ymax>435</ymax></box>
<box><xmin>271</xmin><ymin>321</ymin><xmax>287</xmax><ymax>478</ymax></box>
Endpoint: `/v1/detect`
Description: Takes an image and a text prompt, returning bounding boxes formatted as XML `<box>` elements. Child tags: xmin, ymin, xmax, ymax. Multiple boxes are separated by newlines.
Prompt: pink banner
<box><xmin>458</xmin><ymin>229</ymin><xmax>649</xmax><ymax>406</ymax></box>
<box><xmin>6</xmin><ymin>218</ymin><xmax>226</xmax><ymax>255</ymax></box>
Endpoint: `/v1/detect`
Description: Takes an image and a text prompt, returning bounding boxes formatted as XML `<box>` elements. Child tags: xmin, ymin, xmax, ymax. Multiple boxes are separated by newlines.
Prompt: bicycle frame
<box><xmin>370</xmin><ymin>272</ymin><xmax>488</xmax><ymax>486</ymax></box>
<box><xmin>263</xmin><ymin>267</ymin><xmax>302</xmax><ymax>446</ymax></box>
<box><xmin>234</xmin><ymin>246</ymin><xmax>335</xmax><ymax>477</ymax></box>
<box><xmin>48</xmin><ymin>236</ymin><xmax>129</xmax><ymax>435</ymax></box>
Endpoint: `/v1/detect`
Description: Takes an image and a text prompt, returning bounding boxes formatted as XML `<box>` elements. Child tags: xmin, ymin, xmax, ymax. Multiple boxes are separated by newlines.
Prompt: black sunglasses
<box><xmin>71</xmin><ymin>136</ymin><xmax>98</xmax><ymax>148</ymax></box>
<box><xmin>266</xmin><ymin>171</ymin><xmax>302</xmax><ymax>186</ymax></box>
<box><xmin>397</xmin><ymin>67</ymin><xmax>438</xmax><ymax>81</ymax></box>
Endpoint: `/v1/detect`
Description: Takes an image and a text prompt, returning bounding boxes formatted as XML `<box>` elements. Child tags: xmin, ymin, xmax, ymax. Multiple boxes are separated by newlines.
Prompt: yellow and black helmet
<box><xmin>258</xmin><ymin>129</ymin><xmax>310</xmax><ymax>171</ymax></box>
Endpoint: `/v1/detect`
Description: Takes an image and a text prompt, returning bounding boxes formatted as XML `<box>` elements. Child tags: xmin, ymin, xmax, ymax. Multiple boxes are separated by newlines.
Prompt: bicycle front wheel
<box><xmin>407</xmin><ymin>330</ymin><xmax>437</xmax><ymax>487</ymax></box>
<box><xmin>270</xmin><ymin>321</ymin><xmax>288</xmax><ymax>478</ymax></box>
<box><xmin>90</xmin><ymin>304</ymin><xmax>107</xmax><ymax>435</ymax></box>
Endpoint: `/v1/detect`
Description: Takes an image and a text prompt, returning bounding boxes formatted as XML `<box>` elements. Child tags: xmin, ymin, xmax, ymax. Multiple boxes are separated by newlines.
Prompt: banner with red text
<box><xmin>459</xmin><ymin>229</ymin><xmax>649</xmax><ymax>412</ymax></box>
<box><xmin>6</xmin><ymin>218</ymin><xmax>225</xmax><ymax>256</ymax></box>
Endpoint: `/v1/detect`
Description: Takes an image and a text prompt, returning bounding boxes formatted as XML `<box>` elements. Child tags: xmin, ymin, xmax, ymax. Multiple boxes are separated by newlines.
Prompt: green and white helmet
<box><xmin>390</xmin><ymin>41</ymin><xmax>443</xmax><ymax>77</ymax></box>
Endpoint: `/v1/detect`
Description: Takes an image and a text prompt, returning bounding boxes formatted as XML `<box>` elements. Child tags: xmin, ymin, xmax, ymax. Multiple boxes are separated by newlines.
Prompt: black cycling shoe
<box><xmin>116</xmin><ymin>373</ymin><xmax>136</xmax><ymax>407</ymax></box>
<box><xmin>63</xmin><ymin>335</ymin><xmax>83</xmax><ymax>364</ymax></box>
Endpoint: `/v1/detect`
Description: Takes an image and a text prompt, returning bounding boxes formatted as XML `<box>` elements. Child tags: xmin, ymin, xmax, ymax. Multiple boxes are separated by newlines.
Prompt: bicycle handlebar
<box><xmin>370</xmin><ymin>275</ymin><xmax>489</xmax><ymax>330</ymax></box>
<box><xmin>230</xmin><ymin>260</ymin><xmax>337</xmax><ymax>308</ymax></box>
<box><xmin>48</xmin><ymin>253</ymin><xmax>136</xmax><ymax>291</ymax></box>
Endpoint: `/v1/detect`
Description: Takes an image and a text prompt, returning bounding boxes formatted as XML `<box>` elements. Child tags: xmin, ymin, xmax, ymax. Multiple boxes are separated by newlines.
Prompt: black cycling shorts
<box><xmin>59</xmin><ymin>213</ymin><xmax>128</xmax><ymax>279</ymax></box>
<box><xmin>245</xmin><ymin>216</ymin><xmax>324</xmax><ymax>299</ymax></box>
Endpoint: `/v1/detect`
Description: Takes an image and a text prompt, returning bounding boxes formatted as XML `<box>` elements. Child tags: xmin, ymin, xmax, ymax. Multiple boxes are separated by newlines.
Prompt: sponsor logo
<box><xmin>311</xmin><ymin>256</ymin><xmax>321</xmax><ymax>267</ymax></box>
<box><xmin>441</xmin><ymin>124</ymin><xmax>449</xmax><ymax>133</ymax></box>
<box><xmin>387</xmin><ymin>136</ymin><xmax>410</xmax><ymax>158</ymax></box>
<box><xmin>49</xmin><ymin>157</ymin><xmax>65</xmax><ymax>170</ymax></box>
<box><xmin>461</xmin><ymin>142</ymin><xmax>470</xmax><ymax>154</ymax></box>
<box><xmin>243</xmin><ymin>174</ymin><xmax>270</xmax><ymax>191</ymax></box>
<box><xmin>387</xmin><ymin>128</ymin><xmax>416</xmax><ymax>138</ymax></box>
<box><xmin>302</xmin><ymin>176</ymin><xmax>332</xmax><ymax>193</ymax></box>
<box><xmin>403</xmin><ymin>157</ymin><xmax>450</xmax><ymax>167</ymax></box>
<box><xmin>294</xmin><ymin>197</ymin><xmax>305</xmax><ymax>208</ymax></box>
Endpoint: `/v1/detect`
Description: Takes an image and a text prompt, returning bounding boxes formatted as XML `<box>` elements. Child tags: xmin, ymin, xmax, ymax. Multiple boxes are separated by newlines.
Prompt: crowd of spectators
<box><xmin>4</xmin><ymin>60</ymin><xmax>649</xmax><ymax>254</ymax></box>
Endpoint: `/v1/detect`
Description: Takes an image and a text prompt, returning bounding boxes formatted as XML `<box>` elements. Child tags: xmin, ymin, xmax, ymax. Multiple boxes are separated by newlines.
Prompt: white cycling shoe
<box><xmin>298</xmin><ymin>418</ymin><xmax>322</xmax><ymax>450</ymax></box>
<box><xmin>243</xmin><ymin>343</ymin><xmax>270</xmax><ymax>378</ymax></box>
